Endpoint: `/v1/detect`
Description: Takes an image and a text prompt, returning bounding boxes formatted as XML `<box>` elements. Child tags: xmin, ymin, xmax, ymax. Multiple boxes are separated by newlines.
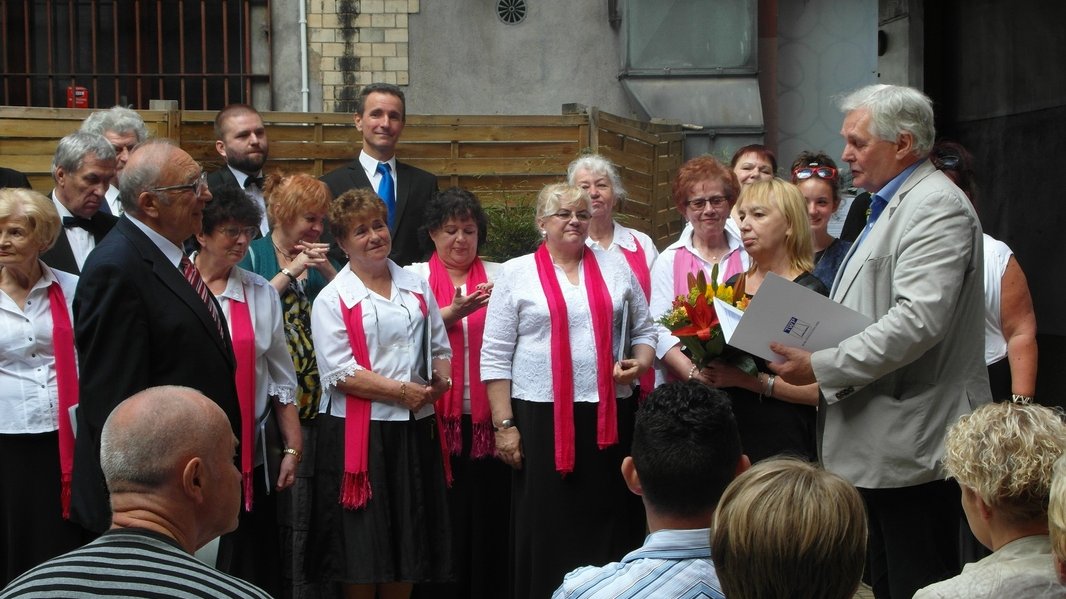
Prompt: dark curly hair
<box><xmin>418</xmin><ymin>187</ymin><xmax>489</xmax><ymax>257</ymax></box>
<box><xmin>201</xmin><ymin>185</ymin><xmax>261</xmax><ymax>234</ymax></box>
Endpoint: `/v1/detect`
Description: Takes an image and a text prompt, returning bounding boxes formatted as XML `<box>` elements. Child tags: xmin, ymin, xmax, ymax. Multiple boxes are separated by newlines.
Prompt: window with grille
<box><xmin>0</xmin><ymin>0</ymin><xmax>267</xmax><ymax>109</ymax></box>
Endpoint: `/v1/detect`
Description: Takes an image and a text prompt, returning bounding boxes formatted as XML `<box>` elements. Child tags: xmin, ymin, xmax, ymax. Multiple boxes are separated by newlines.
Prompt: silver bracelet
<box><xmin>765</xmin><ymin>374</ymin><xmax>776</xmax><ymax>398</ymax></box>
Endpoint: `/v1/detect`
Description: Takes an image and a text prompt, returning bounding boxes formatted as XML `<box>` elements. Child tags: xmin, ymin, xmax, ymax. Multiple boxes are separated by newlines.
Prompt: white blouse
<box><xmin>648</xmin><ymin>220</ymin><xmax>749</xmax><ymax>359</ymax></box>
<box><xmin>585</xmin><ymin>221</ymin><xmax>659</xmax><ymax>272</ymax></box>
<box><xmin>480</xmin><ymin>248</ymin><xmax>656</xmax><ymax>403</ymax></box>
<box><xmin>0</xmin><ymin>264</ymin><xmax>77</xmax><ymax>434</ymax></box>
<box><xmin>205</xmin><ymin>262</ymin><xmax>298</xmax><ymax>423</ymax></box>
<box><xmin>404</xmin><ymin>260</ymin><xmax>500</xmax><ymax>414</ymax></box>
<box><xmin>311</xmin><ymin>261</ymin><xmax>451</xmax><ymax>421</ymax></box>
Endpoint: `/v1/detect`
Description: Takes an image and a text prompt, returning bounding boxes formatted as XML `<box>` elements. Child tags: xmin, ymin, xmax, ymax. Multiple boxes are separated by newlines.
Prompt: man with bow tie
<box><xmin>41</xmin><ymin>132</ymin><xmax>118</xmax><ymax>274</ymax></box>
<box><xmin>207</xmin><ymin>104</ymin><xmax>271</xmax><ymax>236</ymax></box>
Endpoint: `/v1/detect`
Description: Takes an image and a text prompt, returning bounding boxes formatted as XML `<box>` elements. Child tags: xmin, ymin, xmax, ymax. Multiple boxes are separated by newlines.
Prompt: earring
<box><xmin>540</xmin><ymin>229</ymin><xmax>546</xmax><ymax>237</ymax></box>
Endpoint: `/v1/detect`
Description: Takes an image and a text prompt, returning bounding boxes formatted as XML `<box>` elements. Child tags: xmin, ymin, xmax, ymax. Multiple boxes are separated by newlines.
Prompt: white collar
<box><xmin>125</xmin><ymin>213</ymin><xmax>186</xmax><ymax>267</ymax></box>
<box><xmin>335</xmin><ymin>260</ymin><xmax>422</xmax><ymax>309</ymax></box>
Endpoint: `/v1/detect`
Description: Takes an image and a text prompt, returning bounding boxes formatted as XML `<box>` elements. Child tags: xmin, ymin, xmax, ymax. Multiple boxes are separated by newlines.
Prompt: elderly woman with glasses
<box><xmin>482</xmin><ymin>183</ymin><xmax>655</xmax><ymax>599</ymax></box>
<box><xmin>649</xmin><ymin>156</ymin><xmax>749</xmax><ymax>383</ymax></box>
<box><xmin>790</xmin><ymin>151</ymin><xmax>852</xmax><ymax>290</ymax></box>
<box><xmin>0</xmin><ymin>188</ymin><xmax>84</xmax><ymax>586</ymax></box>
<box><xmin>190</xmin><ymin>186</ymin><xmax>301</xmax><ymax>596</ymax></box>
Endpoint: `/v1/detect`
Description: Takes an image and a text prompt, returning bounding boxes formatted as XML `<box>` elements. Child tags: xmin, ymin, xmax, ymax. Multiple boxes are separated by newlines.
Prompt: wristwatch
<box><xmin>493</xmin><ymin>418</ymin><xmax>516</xmax><ymax>432</ymax></box>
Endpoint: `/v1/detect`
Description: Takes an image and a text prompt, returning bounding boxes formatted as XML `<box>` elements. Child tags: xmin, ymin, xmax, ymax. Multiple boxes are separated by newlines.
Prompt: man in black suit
<box><xmin>321</xmin><ymin>82</ymin><xmax>438</xmax><ymax>266</ymax></box>
<box><xmin>207</xmin><ymin>104</ymin><xmax>270</xmax><ymax>235</ymax></box>
<box><xmin>71</xmin><ymin>139</ymin><xmax>239</xmax><ymax>534</ymax></box>
<box><xmin>0</xmin><ymin>166</ymin><xmax>31</xmax><ymax>189</ymax></box>
<box><xmin>41</xmin><ymin>132</ymin><xmax>118</xmax><ymax>274</ymax></box>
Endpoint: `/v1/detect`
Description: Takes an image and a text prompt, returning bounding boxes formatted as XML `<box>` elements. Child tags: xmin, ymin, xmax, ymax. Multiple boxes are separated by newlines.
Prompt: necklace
<box><xmin>272</xmin><ymin>239</ymin><xmax>294</xmax><ymax>261</ymax></box>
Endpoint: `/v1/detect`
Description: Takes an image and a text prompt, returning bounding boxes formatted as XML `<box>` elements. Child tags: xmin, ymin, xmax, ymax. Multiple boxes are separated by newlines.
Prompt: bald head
<box><xmin>100</xmin><ymin>386</ymin><xmax>231</xmax><ymax>493</ymax></box>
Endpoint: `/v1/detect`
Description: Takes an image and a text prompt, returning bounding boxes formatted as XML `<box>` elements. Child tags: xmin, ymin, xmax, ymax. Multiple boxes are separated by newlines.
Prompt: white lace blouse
<box><xmin>311</xmin><ymin>261</ymin><xmax>451</xmax><ymax>421</ymax></box>
<box><xmin>480</xmin><ymin>248</ymin><xmax>656</xmax><ymax>403</ymax></box>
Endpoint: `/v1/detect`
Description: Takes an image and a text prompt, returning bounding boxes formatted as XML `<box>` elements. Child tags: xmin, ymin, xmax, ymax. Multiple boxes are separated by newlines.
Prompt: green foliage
<box><xmin>481</xmin><ymin>198</ymin><xmax>542</xmax><ymax>262</ymax></box>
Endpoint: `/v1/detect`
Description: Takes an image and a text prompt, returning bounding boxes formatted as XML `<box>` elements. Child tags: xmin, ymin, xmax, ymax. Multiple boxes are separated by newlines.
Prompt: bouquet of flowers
<box><xmin>657</xmin><ymin>267</ymin><xmax>757</xmax><ymax>375</ymax></box>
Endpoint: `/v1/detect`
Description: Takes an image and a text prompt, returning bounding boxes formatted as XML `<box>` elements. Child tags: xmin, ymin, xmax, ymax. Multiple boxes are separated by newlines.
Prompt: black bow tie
<box><xmin>62</xmin><ymin>215</ymin><xmax>95</xmax><ymax>231</ymax></box>
<box><xmin>244</xmin><ymin>175</ymin><xmax>264</xmax><ymax>189</ymax></box>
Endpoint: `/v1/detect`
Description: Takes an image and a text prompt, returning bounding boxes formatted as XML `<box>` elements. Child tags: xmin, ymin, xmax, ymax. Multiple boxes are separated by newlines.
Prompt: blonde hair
<box><xmin>1049</xmin><ymin>455</ymin><xmax>1066</xmax><ymax>564</ymax></box>
<box><xmin>534</xmin><ymin>183</ymin><xmax>590</xmax><ymax>225</ymax></box>
<box><xmin>944</xmin><ymin>401</ymin><xmax>1066</xmax><ymax>524</ymax></box>
<box><xmin>712</xmin><ymin>458</ymin><xmax>867</xmax><ymax>599</ymax></box>
<box><xmin>0</xmin><ymin>187</ymin><xmax>62</xmax><ymax>251</ymax></box>
<box><xmin>735</xmin><ymin>178</ymin><xmax>815</xmax><ymax>273</ymax></box>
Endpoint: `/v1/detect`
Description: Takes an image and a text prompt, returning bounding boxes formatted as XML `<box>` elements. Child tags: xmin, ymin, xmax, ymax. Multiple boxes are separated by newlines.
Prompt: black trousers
<box><xmin>860</xmin><ymin>479</ymin><xmax>962</xmax><ymax>599</ymax></box>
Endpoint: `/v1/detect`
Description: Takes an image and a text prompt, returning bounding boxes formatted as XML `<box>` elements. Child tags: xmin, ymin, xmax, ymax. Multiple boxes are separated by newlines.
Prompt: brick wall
<box><xmin>308</xmin><ymin>0</ymin><xmax>418</xmax><ymax>113</ymax></box>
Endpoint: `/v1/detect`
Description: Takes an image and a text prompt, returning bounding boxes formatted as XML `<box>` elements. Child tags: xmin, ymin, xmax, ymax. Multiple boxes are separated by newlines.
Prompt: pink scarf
<box><xmin>339</xmin><ymin>291</ymin><xmax>452</xmax><ymax>510</ymax></box>
<box><xmin>617</xmin><ymin>235</ymin><xmax>654</xmax><ymax>401</ymax></box>
<box><xmin>672</xmin><ymin>245</ymin><xmax>743</xmax><ymax>297</ymax></box>
<box><xmin>427</xmin><ymin>253</ymin><xmax>493</xmax><ymax>459</ymax></box>
<box><xmin>49</xmin><ymin>281</ymin><xmax>77</xmax><ymax>519</ymax></box>
<box><xmin>229</xmin><ymin>286</ymin><xmax>257</xmax><ymax>512</ymax></box>
<box><xmin>534</xmin><ymin>244</ymin><xmax>617</xmax><ymax>474</ymax></box>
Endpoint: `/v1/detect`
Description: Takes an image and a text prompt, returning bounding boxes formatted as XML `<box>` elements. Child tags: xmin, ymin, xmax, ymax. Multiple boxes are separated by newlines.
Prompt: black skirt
<box><xmin>510</xmin><ymin>397</ymin><xmax>646</xmax><ymax>599</ymax></box>
<box><xmin>1</xmin><ymin>432</ymin><xmax>87</xmax><ymax>586</ymax></box>
<box><xmin>308</xmin><ymin>414</ymin><xmax>452</xmax><ymax>585</ymax></box>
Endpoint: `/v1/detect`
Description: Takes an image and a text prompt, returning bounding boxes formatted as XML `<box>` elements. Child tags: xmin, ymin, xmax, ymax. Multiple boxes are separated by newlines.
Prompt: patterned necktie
<box><xmin>376</xmin><ymin>161</ymin><xmax>396</xmax><ymax>228</ymax></box>
<box><xmin>180</xmin><ymin>256</ymin><xmax>226</xmax><ymax>341</ymax></box>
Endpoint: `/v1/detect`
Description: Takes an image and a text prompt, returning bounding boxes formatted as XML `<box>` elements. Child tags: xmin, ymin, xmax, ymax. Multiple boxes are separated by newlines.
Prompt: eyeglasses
<box><xmin>150</xmin><ymin>172</ymin><xmax>209</xmax><ymax>195</ymax></box>
<box><xmin>684</xmin><ymin>196</ymin><xmax>729</xmax><ymax>211</ymax></box>
<box><xmin>550</xmin><ymin>210</ymin><xmax>592</xmax><ymax>222</ymax></box>
<box><xmin>792</xmin><ymin>165</ymin><xmax>838</xmax><ymax>181</ymax></box>
<box><xmin>932</xmin><ymin>153</ymin><xmax>961</xmax><ymax>171</ymax></box>
<box><xmin>217</xmin><ymin>225</ymin><xmax>258</xmax><ymax>240</ymax></box>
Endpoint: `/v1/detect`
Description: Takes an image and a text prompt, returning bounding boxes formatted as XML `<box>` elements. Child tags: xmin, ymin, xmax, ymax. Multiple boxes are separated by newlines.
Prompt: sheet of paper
<box><xmin>720</xmin><ymin>272</ymin><xmax>873</xmax><ymax>363</ymax></box>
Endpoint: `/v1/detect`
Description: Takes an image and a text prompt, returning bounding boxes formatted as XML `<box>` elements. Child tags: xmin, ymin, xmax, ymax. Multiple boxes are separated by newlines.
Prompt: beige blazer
<box><xmin>811</xmin><ymin>159</ymin><xmax>992</xmax><ymax>488</ymax></box>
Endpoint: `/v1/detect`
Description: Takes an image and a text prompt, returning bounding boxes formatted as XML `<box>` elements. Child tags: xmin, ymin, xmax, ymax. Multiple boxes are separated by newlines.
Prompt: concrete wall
<box><xmin>406</xmin><ymin>0</ymin><xmax>636</xmax><ymax>117</ymax></box>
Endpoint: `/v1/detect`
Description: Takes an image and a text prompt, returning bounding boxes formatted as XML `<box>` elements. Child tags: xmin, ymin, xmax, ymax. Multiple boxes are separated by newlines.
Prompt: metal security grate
<box><xmin>496</xmin><ymin>0</ymin><xmax>526</xmax><ymax>24</ymax></box>
<box><xmin>0</xmin><ymin>0</ymin><xmax>267</xmax><ymax>109</ymax></box>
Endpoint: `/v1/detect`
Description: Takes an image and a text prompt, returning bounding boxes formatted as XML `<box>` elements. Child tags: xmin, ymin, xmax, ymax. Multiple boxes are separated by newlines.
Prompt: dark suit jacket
<box><xmin>40</xmin><ymin>197</ymin><xmax>118</xmax><ymax>274</ymax></box>
<box><xmin>70</xmin><ymin>216</ymin><xmax>239</xmax><ymax>532</ymax></box>
<box><xmin>0</xmin><ymin>166</ymin><xmax>31</xmax><ymax>189</ymax></box>
<box><xmin>206</xmin><ymin>165</ymin><xmax>241</xmax><ymax>196</ymax></box>
<box><xmin>320</xmin><ymin>159</ymin><xmax>438</xmax><ymax>266</ymax></box>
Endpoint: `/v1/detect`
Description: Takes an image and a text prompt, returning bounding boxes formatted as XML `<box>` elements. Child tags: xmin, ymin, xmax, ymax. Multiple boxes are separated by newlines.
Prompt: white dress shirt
<box><xmin>311</xmin><ymin>261</ymin><xmax>451</xmax><ymax>421</ymax></box>
<box><xmin>104</xmin><ymin>185</ymin><xmax>123</xmax><ymax>217</ymax></box>
<box><xmin>480</xmin><ymin>248</ymin><xmax>656</xmax><ymax>403</ymax></box>
<box><xmin>404</xmin><ymin>260</ymin><xmax>500</xmax><ymax>414</ymax></box>
<box><xmin>192</xmin><ymin>257</ymin><xmax>297</xmax><ymax>459</ymax></box>
<box><xmin>51</xmin><ymin>192</ymin><xmax>96</xmax><ymax>271</ymax></box>
<box><xmin>0</xmin><ymin>263</ymin><xmax>78</xmax><ymax>434</ymax></box>
<box><xmin>358</xmin><ymin>151</ymin><xmax>398</xmax><ymax>199</ymax></box>
<box><xmin>585</xmin><ymin>221</ymin><xmax>659</xmax><ymax>271</ymax></box>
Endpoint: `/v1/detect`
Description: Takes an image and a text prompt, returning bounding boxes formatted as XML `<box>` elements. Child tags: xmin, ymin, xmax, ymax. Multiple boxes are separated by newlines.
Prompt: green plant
<box><xmin>481</xmin><ymin>198</ymin><xmax>541</xmax><ymax>262</ymax></box>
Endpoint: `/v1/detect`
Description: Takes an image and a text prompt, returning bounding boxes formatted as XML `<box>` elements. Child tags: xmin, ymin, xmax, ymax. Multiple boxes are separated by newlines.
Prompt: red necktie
<box><xmin>180</xmin><ymin>256</ymin><xmax>226</xmax><ymax>341</ymax></box>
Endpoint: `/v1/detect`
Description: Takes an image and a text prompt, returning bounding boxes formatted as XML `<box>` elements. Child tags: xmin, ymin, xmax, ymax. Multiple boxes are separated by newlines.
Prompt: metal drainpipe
<box><xmin>299</xmin><ymin>0</ymin><xmax>310</xmax><ymax>112</ymax></box>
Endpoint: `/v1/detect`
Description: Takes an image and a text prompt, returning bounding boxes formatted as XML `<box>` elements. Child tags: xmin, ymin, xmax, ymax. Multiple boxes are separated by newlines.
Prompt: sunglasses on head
<box><xmin>792</xmin><ymin>164</ymin><xmax>838</xmax><ymax>181</ymax></box>
<box><xmin>933</xmin><ymin>153</ymin><xmax>961</xmax><ymax>171</ymax></box>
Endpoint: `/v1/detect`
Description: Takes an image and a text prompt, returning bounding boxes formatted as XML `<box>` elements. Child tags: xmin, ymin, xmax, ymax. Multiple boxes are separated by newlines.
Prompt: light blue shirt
<box><xmin>553</xmin><ymin>528</ymin><xmax>724</xmax><ymax>599</ymax></box>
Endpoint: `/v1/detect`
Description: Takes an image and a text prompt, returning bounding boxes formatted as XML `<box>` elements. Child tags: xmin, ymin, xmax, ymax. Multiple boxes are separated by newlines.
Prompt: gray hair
<box><xmin>567</xmin><ymin>154</ymin><xmax>627</xmax><ymax>206</ymax></box>
<box><xmin>80</xmin><ymin>106</ymin><xmax>149</xmax><ymax>143</ymax></box>
<box><xmin>117</xmin><ymin>139</ymin><xmax>176</xmax><ymax>215</ymax></box>
<box><xmin>100</xmin><ymin>386</ymin><xmax>220</xmax><ymax>491</ymax></box>
<box><xmin>838</xmin><ymin>84</ymin><xmax>935</xmax><ymax>157</ymax></box>
<box><xmin>51</xmin><ymin>132</ymin><xmax>117</xmax><ymax>180</ymax></box>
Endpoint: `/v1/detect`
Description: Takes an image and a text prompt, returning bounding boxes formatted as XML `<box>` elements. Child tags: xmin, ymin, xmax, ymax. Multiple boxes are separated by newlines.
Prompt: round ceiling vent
<box><xmin>497</xmin><ymin>0</ymin><xmax>527</xmax><ymax>24</ymax></box>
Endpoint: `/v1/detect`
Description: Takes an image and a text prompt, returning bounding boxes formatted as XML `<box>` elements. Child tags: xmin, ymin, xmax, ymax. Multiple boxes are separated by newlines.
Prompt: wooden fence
<box><xmin>0</xmin><ymin>105</ymin><xmax>685</xmax><ymax>248</ymax></box>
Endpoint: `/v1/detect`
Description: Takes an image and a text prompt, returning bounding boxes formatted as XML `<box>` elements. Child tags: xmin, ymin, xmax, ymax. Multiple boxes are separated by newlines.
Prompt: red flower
<box><xmin>671</xmin><ymin>294</ymin><xmax>719</xmax><ymax>341</ymax></box>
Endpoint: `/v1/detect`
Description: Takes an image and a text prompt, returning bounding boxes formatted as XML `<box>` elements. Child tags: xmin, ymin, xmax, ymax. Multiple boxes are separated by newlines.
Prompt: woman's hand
<box><xmin>441</xmin><ymin>286</ymin><xmax>491</xmax><ymax>326</ymax></box>
<box><xmin>495</xmin><ymin>427</ymin><xmax>523</xmax><ymax>470</ymax></box>
<box><xmin>702</xmin><ymin>359</ymin><xmax>760</xmax><ymax>392</ymax></box>
<box><xmin>398</xmin><ymin>381</ymin><xmax>436</xmax><ymax>412</ymax></box>
<box><xmin>276</xmin><ymin>453</ymin><xmax>298</xmax><ymax>491</ymax></box>
<box><xmin>613</xmin><ymin>358</ymin><xmax>643</xmax><ymax>385</ymax></box>
<box><xmin>291</xmin><ymin>241</ymin><xmax>335</xmax><ymax>278</ymax></box>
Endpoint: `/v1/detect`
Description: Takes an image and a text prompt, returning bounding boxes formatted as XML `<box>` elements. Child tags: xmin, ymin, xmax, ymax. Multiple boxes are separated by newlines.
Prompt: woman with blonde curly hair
<box><xmin>913</xmin><ymin>401</ymin><xmax>1066</xmax><ymax>599</ymax></box>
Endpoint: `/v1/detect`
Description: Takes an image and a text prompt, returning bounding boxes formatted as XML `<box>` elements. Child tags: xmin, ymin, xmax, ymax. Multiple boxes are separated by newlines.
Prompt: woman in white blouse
<box><xmin>191</xmin><ymin>186</ymin><xmax>301</xmax><ymax>596</ymax></box>
<box><xmin>649</xmin><ymin>156</ymin><xmax>749</xmax><ymax>383</ymax></box>
<box><xmin>309</xmin><ymin>188</ymin><xmax>453</xmax><ymax>599</ymax></box>
<box><xmin>481</xmin><ymin>183</ymin><xmax>656</xmax><ymax>599</ymax></box>
<box><xmin>404</xmin><ymin>187</ymin><xmax>506</xmax><ymax>599</ymax></box>
<box><xmin>0</xmin><ymin>188</ymin><xmax>83</xmax><ymax>586</ymax></box>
